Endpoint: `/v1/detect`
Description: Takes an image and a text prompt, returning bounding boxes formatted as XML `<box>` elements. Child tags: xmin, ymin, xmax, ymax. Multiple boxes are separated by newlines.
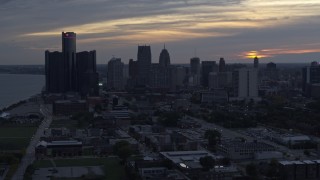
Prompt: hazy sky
<box><xmin>1</xmin><ymin>0</ymin><xmax>320</xmax><ymax>65</ymax></box>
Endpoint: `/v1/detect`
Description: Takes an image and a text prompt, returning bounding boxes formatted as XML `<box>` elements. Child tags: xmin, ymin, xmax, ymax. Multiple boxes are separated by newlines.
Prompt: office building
<box><xmin>128</xmin><ymin>59</ymin><xmax>138</xmax><ymax>88</ymax></box>
<box><xmin>209</xmin><ymin>72</ymin><xmax>232</xmax><ymax>89</ymax></box>
<box><xmin>254</xmin><ymin>56</ymin><xmax>259</xmax><ymax>68</ymax></box>
<box><xmin>45</xmin><ymin>51</ymin><xmax>65</xmax><ymax>93</ymax></box>
<box><xmin>219</xmin><ymin>57</ymin><xmax>226</xmax><ymax>72</ymax></box>
<box><xmin>107</xmin><ymin>57</ymin><xmax>124</xmax><ymax>90</ymax></box>
<box><xmin>265</xmin><ymin>62</ymin><xmax>278</xmax><ymax>80</ymax></box>
<box><xmin>170</xmin><ymin>66</ymin><xmax>187</xmax><ymax>91</ymax></box>
<box><xmin>190</xmin><ymin>57</ymin><xmax>200</xmax><ymax>75</ymax></box>
<box><xmin>149</xmin><ymin>47</ymin><xmax>171</xmax><ymax>89</ymax></box>
<box><xmin>76</xmin><ymin>51</ymin><xmax>98</xmax><ymax>96</ymax></box>
<box><xmin>159</xmin><ymin>46</ymin><xmax>170</xmax><ymax>67</ymax></box>
<box><xmin>201</xmin><ymin>61</ymin><xmax>217</xmax><ymax>87</ymax></box>
<box><xmin>232</xmin><ymin>68</ymin><xmax>258</xmax><ymax>100</ymax></box>
<box><xmin>150</xmin><ymin>64</ymin><xmax>170</xmax><ymax>89</ymax></box>
<box><xmin>62</xmin><ymin>32</ymin><xmax>77</xmax><ymax>91</ymax></box>
<box><xmin>190</xmin><ymin>57</ymin><xmax>201</xmax><ymax>87</ymax></box>
<box><xmin>137</xmin><ymin>45</ymin><xmax>152</xmax><ymax>86</ymax></box>
<box><xmin>45</xmin><ymin>32</ymin><xmax>99</xmax><ymax>96</ymax></box>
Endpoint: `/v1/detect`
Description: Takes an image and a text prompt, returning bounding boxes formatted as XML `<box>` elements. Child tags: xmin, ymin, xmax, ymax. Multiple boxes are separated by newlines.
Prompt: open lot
<box><xmin>50</xmin><ymin>118</ymin><xmax>78</xmax><ymax>129</ymax></box>
<box><xmin>0</xmin><ymin>127</ymin><xmax>37</xmax><ymax>150</ymax></box>
<box><xmin>33</xmin><ymin>166</ymin><xmax>104</xmax><ymax>180</ymax></box>
<box><xmin>33</xmin><ymin>157</ymin><xmax>125</xmax><ymax>180</ymax></box>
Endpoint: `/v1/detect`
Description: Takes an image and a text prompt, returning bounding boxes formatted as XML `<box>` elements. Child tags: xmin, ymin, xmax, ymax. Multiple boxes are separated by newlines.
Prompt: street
<box><xmin>11</xmin><ymin>104</ymin><xmax>52</xmax><ymax>180</ymax></box>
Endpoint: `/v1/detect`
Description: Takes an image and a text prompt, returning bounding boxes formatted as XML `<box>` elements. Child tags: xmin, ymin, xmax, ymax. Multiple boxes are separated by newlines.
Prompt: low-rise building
<box><xmin>218</xmin><ymin>140</ymin><xmax>275</xmax><ymax>160</ymax></box>
<box><xmin>279</xmin><ymin>160</ymin><xmax>320</xmax><ymax>180</ymax></box>
<box><xmin>35</xmin><ymin>140</ymin><xmax>82</xmax><ymax>158</ymax></box>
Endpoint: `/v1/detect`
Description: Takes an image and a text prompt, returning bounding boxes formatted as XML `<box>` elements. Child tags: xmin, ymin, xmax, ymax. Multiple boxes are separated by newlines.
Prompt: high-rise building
<box><xmin>149</xmin><ymin>46</ymin><xmax>171</xmax><ymax>89</ymax></box>
<box><xmin>209</xmin><ymin>72</ymin><xmax>232</xmax><ymax>90</ymax></box>
<box><xmin>45</xmin><ymin>32</ymin><xmax>98</xmax><ymax>96</ymax></box>
<box><xmin>76</xmin><ymin>51</ymin><xmax>98</xmax><ymax>96</ymax></box>
<box><xmin>137</xmin><ymin>45</ymin><xmax>151</xmax><ymax>86</ymax></box>
<box><xmin>265</xmin><ymin>62</ymin><xmax>278</xmax><ymax>80</ymax></box>
<box><xmin>302</xmin><ymin>62</ymin><xmax>320</xmax><ymax>95</ymax></box>
<box><xmin>159</xmin><ymin>46</ymin><xmax>170</xmax><ymax>67</ymax></box>
<box><xmin>45</xmin><ymin>51</ymin><xmax>65</xmax><ymax>93</ymax></box>
<box><xmin>219</xmin><ymin>57</ymin><xmax>226</xmax><ymax>72</ymax></box>
<box><xmin>170</xmin><ymin>66</ymin><xmax>187</xmax><ymax>91</ymax></box>
<box><xmin>254</xmin><ymin>56</ymin><xmax>259</xmax><ymax>68</ymax></box>
<box><xmin>62</xmin><ymin>32</ymin><xmax>77</xmax><ymax>91</ymax></box>
<box><xmin>107</xmin><ymin>57</ymin><xmax>124</xmax><ymax>90</ymax></box>
<box><xmin>128</xmin><ymin>59</ymin><xmax>138</xmax><ymax>88</ymax></box>
<box><xmin>201</xmin><ymin>61</ymin><xmax>217</xmax><ymax>87</ymax></box>
<box><xmin>190</xmin><ymin>57</ymin><xmax>200</xmax><ymax>75</ymax></box>
<box><xmin>123</xmin><ymin>64</ymin><xmax>129</xmax><ymax>88</ymax></box>
<box><xmin>232</xmin><ymin>68</ymin><xmax>258</xmax><ymax>100</ymax></box>
<box><xmin>190</xmin><ymin>57</ymin><xmax>201</xmax><ymax>87</ymax></box>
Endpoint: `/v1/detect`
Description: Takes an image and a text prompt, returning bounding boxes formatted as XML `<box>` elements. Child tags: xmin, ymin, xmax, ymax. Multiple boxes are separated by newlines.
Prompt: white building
<box><xmin>232</xmin><ymin>68</ymin><xmax>259</xmax><ymax>100</ymax></box>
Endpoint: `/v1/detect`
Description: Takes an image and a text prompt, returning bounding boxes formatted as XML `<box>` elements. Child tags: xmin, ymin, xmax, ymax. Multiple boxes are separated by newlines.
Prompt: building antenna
<box><xmin>194</xmin><ymin>48</ymin><xmax>197</xmax><ymax>57</ymax></box>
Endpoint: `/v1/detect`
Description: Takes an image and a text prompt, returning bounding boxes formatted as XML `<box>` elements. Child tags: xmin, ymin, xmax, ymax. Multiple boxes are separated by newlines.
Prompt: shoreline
<box><xmin>0</xmin><ymin>94</ymin><xmax>39</xmax><ymax>113</ymax></box>
<box><xmin>0</xmin><ymin>73</ymin><xmax>44</xmax><ymax>76</ymax></box>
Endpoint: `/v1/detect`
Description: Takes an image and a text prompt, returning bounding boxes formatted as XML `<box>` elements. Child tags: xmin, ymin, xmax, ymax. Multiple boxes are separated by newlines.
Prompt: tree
<box><xmin>220</xmin><ymin>157</ymin><xmax>231</xmax><ymax>166</ymax></box>
<box><xmin>246</xmin><ymin>163</ymin><xmax>259</xmax><ymax>178</ymax></box>
<box><xmin>204</xmin><ymin>129</ymin><xmax>221</xmax><ymax>149</ymax></box>
<box><xmin>304</xmin><ymin>150</ymin><xmax>311</xmax><ymax>156</ymax></box>
<box><xmin>158</xmin><ymin>111</ymin><xmax>181</xmax><ymax>127</ymax></box>
<box><xmin>199</xmin><ymin>156</ymin><xmax>215</xmax><ymax>171</ymax></box>
<box><xmin>266</xmin><ymin>159</ymin><xmax>280</xmax><ymax>178</ymax></box>
<box><xmin>113</xmin><ymin>140</ymin><xmax>132</xmax><ymax>164</ymax></box>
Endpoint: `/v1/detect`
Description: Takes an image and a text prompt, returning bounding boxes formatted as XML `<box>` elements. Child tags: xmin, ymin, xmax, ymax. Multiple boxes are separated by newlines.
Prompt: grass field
<box><xmin>33</xmin><ymin>157</ymin><xmax>125</xmax><ymax>180</ymax></box>
<box><xmin>0</xmin><ymin>127</ymin><xmax>37</xmax><ymax>150</ymax></box>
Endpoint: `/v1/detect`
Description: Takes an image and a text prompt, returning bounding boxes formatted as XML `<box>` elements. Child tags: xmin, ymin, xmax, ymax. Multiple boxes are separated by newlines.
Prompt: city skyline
<box><xmin>1</xmin><ymin>0</ymin><xmax>320</xmax><ymax>64</ymax></box>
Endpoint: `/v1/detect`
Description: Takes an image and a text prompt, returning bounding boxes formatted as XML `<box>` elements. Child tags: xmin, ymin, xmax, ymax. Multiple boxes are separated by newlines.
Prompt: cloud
<box><xmin>1</xmin><ymin>0</ymin><xmax>320</xmax><ymax>64</ymax></box>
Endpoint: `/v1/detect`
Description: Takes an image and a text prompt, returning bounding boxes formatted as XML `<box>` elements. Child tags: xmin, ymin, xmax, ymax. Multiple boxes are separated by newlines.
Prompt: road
<box><xmin>11</xmin><ymin>104</ymin><xmax>52</xmax><ymax>180</ymax></box>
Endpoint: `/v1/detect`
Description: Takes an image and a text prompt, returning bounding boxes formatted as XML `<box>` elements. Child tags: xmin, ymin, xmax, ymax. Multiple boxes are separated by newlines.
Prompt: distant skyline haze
<box><xmin>1</xmin><ymin>0</ymin><xmax>320</xmax><ymax>64</ymax></box>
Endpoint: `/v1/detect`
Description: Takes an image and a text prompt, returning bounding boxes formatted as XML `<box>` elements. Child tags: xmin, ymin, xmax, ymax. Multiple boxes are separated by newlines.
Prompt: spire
<box><xmin>164</xmin><ymin>43</ymin><xmax>166</xmax><ymax>49</ymax></box>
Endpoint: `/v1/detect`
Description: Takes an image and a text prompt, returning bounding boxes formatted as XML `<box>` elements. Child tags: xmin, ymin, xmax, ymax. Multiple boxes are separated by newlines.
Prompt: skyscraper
<box><xmin>190</xmin><ymin>57</ymin><xmax>201</xmax><ymax>86</ymax></box>
<box><xmin>201</xmin><ymin>61</ymin><xmax>217</xmax><ymax>87</ymax></box>
<box><xmin>219</xmin><ymin>57</ymin><xmax>226</xmax><ymax>72</ymax></box>
<box><xmin>190</xmin><ymin>57</ymin><xmax>200</xmax><ymax>75</ymax></box>
<box><xmin>170</xmin><ymin>66</ymin><xmax>187</xmax><ymax>91</ymax></box>
<box><xmin>62</xmin><ymin>32</ymin><xmax>77</xmax><ymax>91</ymax></box>
<box><xmin>128</xmin><ymin>59</ymin><xmax>138</xmax><ymax>88</ymax></box>
<box><xmin>107</xmin><ymin>57</ymin><xmax>124</xmax><ymax>90</ymax></box>
<box><xmin>265</xmin><ymin>62</ymin><xmax>278</xmax><ymax>80</ymax></box>
<box><xmin>45</xmin><ymin>32</ymin><xmax>98</xmax><ymax>96</ymax></box>
<box><xmin>76</xmin><ymin>51</ymin><xmax>98</xmax><ymax>96</ymax></box>
<box><xmin>137</xmin><ymin>45</ymin><xmax>151</xmax><ymax>86</ymax></box>
<box><xmin>254</xmin><ymin>56</ymin><xmax>259</xmax><ymax>68</ymax></box>
<box><xmin>159</xmin><ymin>46</ymin><xmax>170</xmax><ymax>67</ymax></box>
<box><xmin>45</xmin><ymin>51</ymin><xmax>65</xmax><ymax>93</ymax></box>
